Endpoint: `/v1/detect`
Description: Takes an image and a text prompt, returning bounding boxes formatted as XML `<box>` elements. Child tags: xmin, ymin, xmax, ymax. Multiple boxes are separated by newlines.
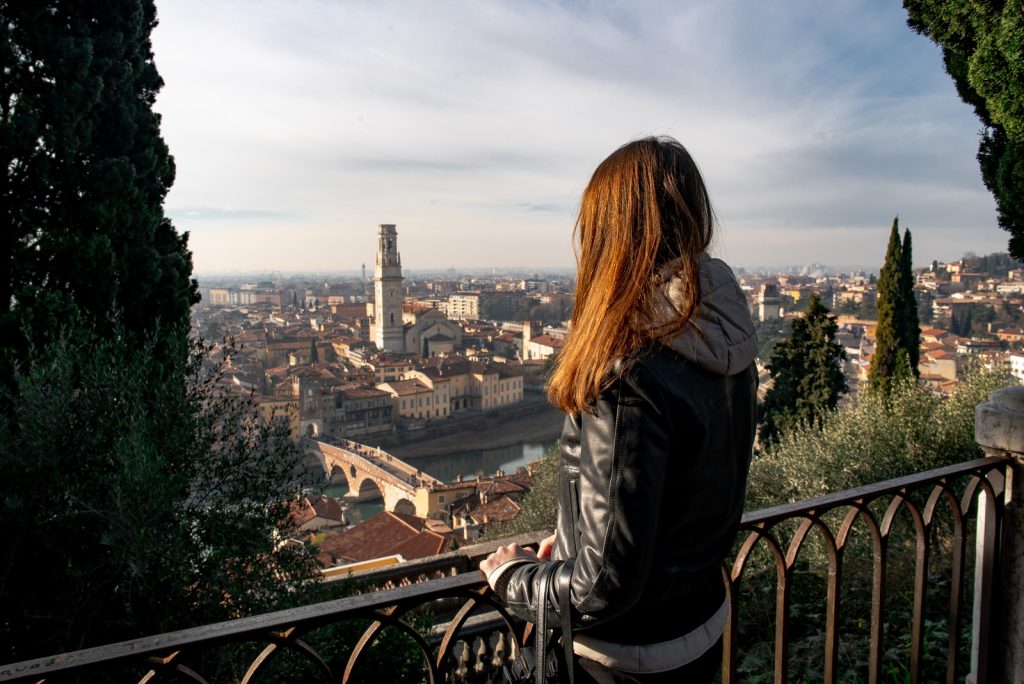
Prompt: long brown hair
<box><xmin>547</xmin><ymin>137</ymin><xmax>714</xmax><ymax>414</ymax></box>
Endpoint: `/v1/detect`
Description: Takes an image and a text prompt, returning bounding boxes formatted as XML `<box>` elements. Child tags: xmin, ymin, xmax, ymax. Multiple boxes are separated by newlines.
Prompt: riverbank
<box><xmin>384</xmin><ymin>399</ymin><xmax>564</xmax><ymax>460</ymax></box>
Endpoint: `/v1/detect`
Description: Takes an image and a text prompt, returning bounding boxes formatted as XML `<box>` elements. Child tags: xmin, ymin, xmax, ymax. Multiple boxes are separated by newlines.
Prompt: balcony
<box><xmin>2</xmin><ymin>390</ymin><xmax>1023</xmax><ymax>683</ymax></box>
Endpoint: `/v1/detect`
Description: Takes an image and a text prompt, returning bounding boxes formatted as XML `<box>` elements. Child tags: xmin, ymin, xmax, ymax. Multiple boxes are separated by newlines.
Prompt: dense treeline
<box><xmin>960</xmin><ymin>251</ymin><xmax>1024</xmax><ymax>278</ymax></box>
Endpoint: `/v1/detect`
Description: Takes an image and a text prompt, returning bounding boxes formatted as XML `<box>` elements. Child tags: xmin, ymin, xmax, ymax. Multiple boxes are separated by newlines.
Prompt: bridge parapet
<box><xmin>337</xmin><ymin>439</ymin><xmax>442</xmax><ymax>487</ymax></box>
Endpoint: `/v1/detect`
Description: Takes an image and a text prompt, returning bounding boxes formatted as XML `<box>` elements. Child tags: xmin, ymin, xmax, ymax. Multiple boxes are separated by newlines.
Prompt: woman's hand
<box><xmin>479</xmin><ymin>543</ymin><xmax>537</xmax><ymax>590</ymax></box>
<box><xmin>537</xmin><ymin>533</ymin><xmax>556</xmax><ymax>559</ymax></box>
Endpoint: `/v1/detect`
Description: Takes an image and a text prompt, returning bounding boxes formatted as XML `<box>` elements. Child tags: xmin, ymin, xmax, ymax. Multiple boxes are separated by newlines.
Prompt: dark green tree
<box><xmin>759</xmin><ymin>294</ymin><xmax>848</xmax><ymax>446</ymax></box>
<box><xmin>869</xmin><ymin>219</ymin><xmax>906</xmax><ymax>394</ymax></box>
<box><xmin>904</xmin><ymin>0</ymin><xmax>1024</xmax><ymax>258</ymax></box>
<box><xmin>0</xmin><ymin>0</ymin><xmax>198</xmax><ymax>386</ymax></box>
<box><xmin>899</xmin><ymin>229</ymin><xmax>921</xmax><ymax>374</ymax></box>
<box><xmin>954</xmin><ymin>306</ymin><xmax>974</xmax><ymax>338</ymax></box>
<box><xmin>310</xmin><ymin>337</ymin><xmax>319</xmax><ymax>363</ymax></box>
<box><xmin>0</xmin><ymin>330</ymin><xmax>318</xmax><ymax>662</ymax></box>
<box><xmin>0</xmin><ymin>2</ymin><xmax>320</xmax><ymax>664</ymax></box>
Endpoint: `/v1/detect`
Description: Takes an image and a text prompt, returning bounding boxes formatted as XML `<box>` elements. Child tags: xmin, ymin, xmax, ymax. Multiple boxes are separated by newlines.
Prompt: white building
<box><xmin>1010</xmin><ymin>354</ymin><xmax>1024</xmax><ymax>383</ymax></box>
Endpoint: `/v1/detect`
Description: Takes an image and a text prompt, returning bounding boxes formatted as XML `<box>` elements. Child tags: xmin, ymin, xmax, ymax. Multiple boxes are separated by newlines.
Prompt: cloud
<box><xmin>151</xmin><ymin>0</ymin><xmax>1005</xmax><ymax>271</ymax></box>
<box><xmin>167</xmin><ymin>207</ymin><xmax>301</xmax><ymax>222</ymax></box>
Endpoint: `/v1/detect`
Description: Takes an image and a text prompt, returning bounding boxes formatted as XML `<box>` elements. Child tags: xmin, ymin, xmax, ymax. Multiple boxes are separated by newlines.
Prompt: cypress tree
<box><xmin>869</xmin><ymin>218</ymin><xmax>905</xmax><ymax>393</ymax></box>
<box><xmin>899</xmin><ymin>228</ymin><xmax>921</xmax><ymax>375</ymax></box>
<box><xmin>760</xmin><ymin>294</ymin><xmax>848</xmax><ymax>446</ymax></box>
<box><xmin>0</xmin><ymin>0</ymin><xmax>198</xmax><ymax>387</ymax></box>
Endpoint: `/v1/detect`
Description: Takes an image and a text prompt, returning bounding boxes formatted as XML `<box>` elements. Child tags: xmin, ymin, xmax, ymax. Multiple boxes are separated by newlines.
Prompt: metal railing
<box><xmin>0</xmin><ymin>457</ymin><xmax>1009</xmax><ymax>683</ymax></box>
<box><xmin>723</xmin><ymin>456</ymin><xmax>1007</xmax><ymax>684</ymax></box>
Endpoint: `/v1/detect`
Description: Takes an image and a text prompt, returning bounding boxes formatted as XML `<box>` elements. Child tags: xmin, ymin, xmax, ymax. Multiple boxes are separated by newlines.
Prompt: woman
<box><xmin>480</xmin><ymin>137</ymin><xmax>758</xmax><ymax>683</ymax></box>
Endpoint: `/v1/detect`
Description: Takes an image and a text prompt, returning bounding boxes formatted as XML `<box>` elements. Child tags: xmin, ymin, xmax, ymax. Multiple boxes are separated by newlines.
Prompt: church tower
<box><xmin>374</xmin><ymin>224</ymin><xmax>405</xmax><ymax>352</ymax></box>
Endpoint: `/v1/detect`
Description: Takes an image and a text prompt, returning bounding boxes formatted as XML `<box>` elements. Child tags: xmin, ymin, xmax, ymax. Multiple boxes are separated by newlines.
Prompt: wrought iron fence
<box><xmin>0</xmin><ymin>456</ymin><xmax>1009</xmax><ymax>684</ymax></box>
<box><xmin>723</xmin><ymin>456</ymin><xmax>1008</xmax><ymax>684</ymax></box>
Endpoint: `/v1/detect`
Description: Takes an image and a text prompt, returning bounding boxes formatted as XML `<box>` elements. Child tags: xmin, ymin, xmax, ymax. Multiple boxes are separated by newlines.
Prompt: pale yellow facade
<box><xmin>414</xmin><ymin>483</ymin><xmax>476</xmax><ymax>519</ymax></box>
<box><xmin>403</xmin><ymin>371</ymin><xmax>453</xmax><ymax>419</ymax></box>
<box><xmin>472</xmin><ymin>371</ymin><xmax>523</xmax><ymax>409</ymax></box>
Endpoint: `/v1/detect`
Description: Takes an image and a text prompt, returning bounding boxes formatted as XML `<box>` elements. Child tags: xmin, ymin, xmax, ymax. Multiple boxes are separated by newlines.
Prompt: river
<box><xmin>321</xmin><ymin>440</ymin><xmax>557</xmax><ymax>523</ymax></box>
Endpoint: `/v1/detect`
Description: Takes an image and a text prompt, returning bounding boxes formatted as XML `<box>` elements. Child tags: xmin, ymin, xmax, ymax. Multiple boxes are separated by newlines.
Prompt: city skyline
<box><xmin>153</xmin><ymin>0</ymin><xmax>1007</xmax><ymax>273</ymax></box>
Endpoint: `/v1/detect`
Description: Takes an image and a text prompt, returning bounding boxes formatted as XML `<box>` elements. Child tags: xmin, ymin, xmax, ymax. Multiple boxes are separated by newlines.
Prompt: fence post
<box><xmin>974</xmin><ymin>386</ymin><xmax>1024</xmax><ymax>684</ymax></box>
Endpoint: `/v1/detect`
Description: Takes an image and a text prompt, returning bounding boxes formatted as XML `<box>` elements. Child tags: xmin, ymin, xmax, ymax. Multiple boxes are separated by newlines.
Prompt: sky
<box><xmin>150</xmin><ymin>0</ymin><xmax>1009</xmax><ymax>274</ymax></box>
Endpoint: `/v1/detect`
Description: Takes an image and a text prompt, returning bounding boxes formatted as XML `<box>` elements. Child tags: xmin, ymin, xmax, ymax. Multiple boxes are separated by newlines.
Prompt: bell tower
<box><xmin>374</xmin><ymin>224</ymin><xmax>405</xmax><ymax>352</ymax></box>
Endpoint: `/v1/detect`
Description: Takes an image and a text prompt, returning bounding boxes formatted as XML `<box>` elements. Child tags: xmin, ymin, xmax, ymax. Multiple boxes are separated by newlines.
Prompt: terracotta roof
<box><xmin>480</xmin><ymin>473</ymin><xmax>533</xmax><ymax>496</ymax></box>
<box><xmin>311</xmin><ymin>496</ymin><xmax>344</xmax><ymax>522</ymax></box>
<box><xmin>458</xmin><ymin>495</ymin><xmax>522</xmax><ymax>525</ymax></box>
<box><xmin>389</xmin><ymin>530</ymin><xmax>450</xmax><ymax>559</ymax></box>
<box><xmin>288</xmin><ymin>498</ymin><xmax>316</xmax><ymax>527</ymax></box>
<box><xmin>340</xmin><ymin>386</ymin><xmax>389</xmax><ymax>399</ymax></box>
<box><xmin>530</xmin><ymin>334</ymin><xmax>565</xmax><ymax>348</ymax></box>
<box><xmin>429</xmin><ymin>480</ymin><xmax>480</xmax><ymax>493</ymax></box>
<box><xmin>316</xmin><ymin>511</ymin><xmax>452</xmax><ymax>566</ymax></box>
<box><xmin>264</xmin><ymin>364</ymin><xmax>291</xmax><ymax>378</ymax></box>
<box><xmin>288</xmin><ymin>495</ymin><xmax>345</xmax><ymax>528</ymax></box>
<box><xmin>380</xmin><ymin>379</ymin><xmax>432</xmax><ymax>396</ymax></box>
<box><xmin>421</xmin><ymin>357</ymin><xmax>473</xmax><ymax>375</ymax></box>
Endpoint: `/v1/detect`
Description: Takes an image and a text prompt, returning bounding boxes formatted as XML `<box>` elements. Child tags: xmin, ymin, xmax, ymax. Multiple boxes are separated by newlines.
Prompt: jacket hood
<box><xmin>655</xmin><ymin>254</ymin><xmax>757</xmax><ymax>375</ymax></box>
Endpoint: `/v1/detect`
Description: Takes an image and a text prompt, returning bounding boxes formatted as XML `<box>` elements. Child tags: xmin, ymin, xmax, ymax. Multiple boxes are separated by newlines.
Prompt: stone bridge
<box><xmin>308</xmin><ymin>439</ymin><xmax>442</xmax><ymax>515</ymax></box>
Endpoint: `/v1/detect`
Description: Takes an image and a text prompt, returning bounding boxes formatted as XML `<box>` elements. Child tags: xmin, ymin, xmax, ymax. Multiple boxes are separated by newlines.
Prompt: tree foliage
<box><xmin>904</xmin><ymin>0</ymin><xmax>1024</xmax><ymax>258</ymax></box>
<box><xmin>759</xmin><ymin>294</ymin><xmax>847</xmax><ymax>446</ymax></box>
<box><xmin>869</xmin><ymin>218</ymin><xmax>919</xmax><ymax>395</ymax></box>
<box><xmin>749</xmin><ymin>367</ymin><xmax>1008</xmax><ymax>509</ymax></box>
<box><xmin>0</xmin><ymin>326</ymin><xmax>319</xmax><ymax>662</ymax></box>
<box><xmin>743</xmin><ymin>368</ymin><xmax>1008</xmax><ymax>682</ymax></box>
<box><xmin>962</xmin><ymin>251</ymin><xmax>1024</xmax><ymax>278</ymax></box>
<box><xmin>900</xmin><ymin>229</ymin><xmax>921</xmax><ymax>371</ymax></box>
<box><xmin>0</xmin><ymin>0</ymin><xmax>198</xmax><ymax>387</ymax></box>
<box><xmin>752</xmin><ymin>317</ymin><xmax>792</xmax><ymax>362</ymax></box>
<box><xmin>869</xmin><ymin>219</ymin><xmax>905</xmax><ymax>393</ymax></box>
<box><xmin>0</xmin><ymin>2</ymin><xmax>323</xmax><ymax>664</ymax></box>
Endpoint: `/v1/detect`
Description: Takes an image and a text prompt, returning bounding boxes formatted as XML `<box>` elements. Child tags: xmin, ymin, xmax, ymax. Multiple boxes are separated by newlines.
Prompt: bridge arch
<box><xmin>327</xmin><ymin>464</ymin><xmax>350</xmax><ymax>487</ymax></box>
<box><xmin>393</xmin><ymin>498</ymin><xmax>416</xmax><ymax>516</ymax></box>
<box><xmin>349</xmin><ymin>477</ymin><xmax>384</xmax><ymax>503</ymax></box>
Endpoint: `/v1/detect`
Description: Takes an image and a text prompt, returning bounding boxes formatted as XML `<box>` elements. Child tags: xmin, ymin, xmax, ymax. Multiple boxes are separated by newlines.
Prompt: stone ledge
<box><xmin>976</xmin><ymin>386</ymin><xmax>1024</xmax><ymax>457</ymax></box>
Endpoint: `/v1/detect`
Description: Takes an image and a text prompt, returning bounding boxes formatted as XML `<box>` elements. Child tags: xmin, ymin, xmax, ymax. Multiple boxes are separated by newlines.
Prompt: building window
<box><xmin>438</xmin><ymin>495</ymin><xmax>445</xmax><ymax>504</ymax></box>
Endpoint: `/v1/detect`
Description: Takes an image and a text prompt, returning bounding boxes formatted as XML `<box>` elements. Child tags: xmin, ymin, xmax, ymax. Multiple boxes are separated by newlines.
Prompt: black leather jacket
<box><xmin>496</xmin><ymin>256</ymin><xmax>758</xmax><ymax>646</ymax></box>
